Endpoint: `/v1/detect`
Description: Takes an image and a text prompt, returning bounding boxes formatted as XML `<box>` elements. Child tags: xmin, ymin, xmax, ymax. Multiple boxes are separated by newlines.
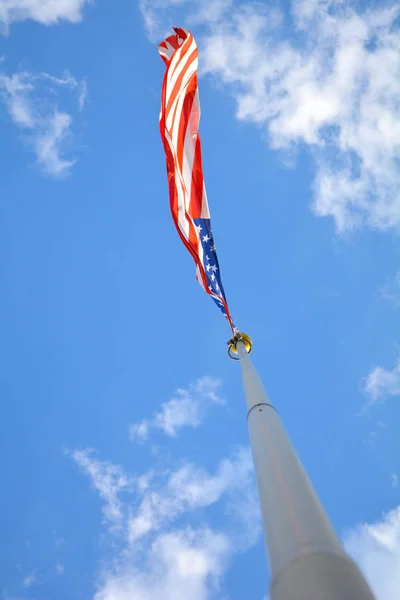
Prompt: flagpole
<box><xmin>235</xmin><ymin>339</ymin><xmax>376</xmax><ymax>600</ymax></box>
<box><xmin>157</xmin><ymin>28</ymin><xmax>375</xmax><ymax>597</ymax></box>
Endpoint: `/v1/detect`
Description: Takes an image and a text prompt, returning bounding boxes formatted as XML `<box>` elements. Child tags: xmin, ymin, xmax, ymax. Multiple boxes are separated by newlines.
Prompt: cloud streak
<box><xmin>130</xmin><ymin>376</ymin><xmax>225</xmax><ymax>441</ymax></box>
<box><xmin>70</xmin><ymin>366</ymin><xmax>399</xmax><ymax>599</ymax></box>
<box><xmin>363</xmin><ymin>358</ymin><xmax>400</xmax><ymax>404</ymax></box>
<box><xmin>343</xmin><ymin>505</ymin><xmax>400</xmax><ymax>600</ymax></box>
<box><xmin>71</xmin><ymin>441</ymin><xmax>400</xmax><ymax>599</ymax></box>
<box><xmin>0</xmin><ymin>69</ymin><xmax>86</xmax><ymax>177</ymax></box>
<box><xmin>78</xmin><ymin>79</ymin><xmax>88</xmax><ymax>111</ymax></box>
<box><xmin>128</xmin><ymin>447</ymin><xmax>256</xmax><ymax>543</ymax></box>
<box><xmin>22</xmin><ymin>571</ymin><xmax>36</xmax><ymax>588</ymax></box>
<box><xmin>0</xmin><ymin>0</ymin><xmax>93</xmax><ymax>30</ymax></box>
<box><xmin>201</xmin><ymin>1</ymin><xmax>400</xmax><ymax>232</ymax></box>
<box><xmin>381</xmin><ymin>271</ymin><xmax>400</xmax><ymax>308</ymax></box>
<box><xmin>94</xmin><ymin>527</ymin><xmax>231</xmax><ymax>600</ymax></box>
<box><xmin>70</xmin><ymin>449</ymin><xmax>132</xmax><ymax>529</ymax></box>
<box><xmin>70</xmin><ymin>443</ymin><xmax>260</xmax><ymax>600</ymax></box>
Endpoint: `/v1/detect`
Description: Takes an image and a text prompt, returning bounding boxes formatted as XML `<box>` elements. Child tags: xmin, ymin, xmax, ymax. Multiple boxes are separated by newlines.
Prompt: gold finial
<box><xmin>227</xmin><ymin>332</ymin><xmax>252</xmax><ymax>360</ymax></box>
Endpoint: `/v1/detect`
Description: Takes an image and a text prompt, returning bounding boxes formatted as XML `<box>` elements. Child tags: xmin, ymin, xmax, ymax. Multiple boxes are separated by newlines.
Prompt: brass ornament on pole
<box><xmin>227</xmin><ymin>331</ymin><xmax>252</xmax><ymax>360</ymax></box>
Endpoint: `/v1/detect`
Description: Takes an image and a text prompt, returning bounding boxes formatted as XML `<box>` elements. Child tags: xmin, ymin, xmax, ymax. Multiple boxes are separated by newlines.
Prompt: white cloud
<box><xmin>70</xmin><ymin>386</ymin><xmax>400</xmax><ymax>600</ymax></box>
<box><xmin>0</xmin><ymin>69</ymin><xmax>85</xmax><ymax>176</ymax></box>
<box><xmin>71</xmin><ymin>444</ymin><xmax>258</xmax><ymax>544</ymax></box>
<box><xmin>70</xmin><ymin>444</ymin><xmax>260</xmax><ymax>600</ymax></box>
<box><xmin>139</xmin><ymin>0</ymin><xmax>190</xmax><ymax>41</ymax></box>
<box><xmin>34</xmin><ymin>110</ymin><xmax>76</xmax><ymax>176</ymax></box>
<box><xmin>381</xmin><ymin>271</ymin><xmax>400</xmax><ymax>308</ymax></box>
<box><xmin>343</xmin><ymin>506</ymin><xmax>400</xmax><ymax>600</ymax></box>
<box><xmin>367</xmin><ymin>420</ymin><xmax>386</xmax><ymax>444</ymax></box>
<box><xmin>128</xmin><ymin>447</ymin><xmax>256</xmax><ymax>543</ymax></box>
<box><xmin>22</xmin><ymin>571</ymin><xmax>36</xmax><ymax>588</ymax></box>
<box><xmin>202</xmin><ymin>1</ymin><xmax>400</xmax><ymax>232</ymax></box>
<box><xmin>391</xmin><ymin>475</ymin><xmax>398</xmax><ymax>488</ymax></box>
<box><xmin>78</xmin><ymin>78</ymin><xmax>88</xmax><ymax>111</ymax></box>
<box><xmin>94</xmin><ymin>527</ymin><xmax>231</xmax><ymax>600</ymax></box>
<box><xmin>145</xmin><ymin>0</ymin><xmax>400</xmax><ymax>232</ymax></box>
<box><xmin>154</xmin><ymin>394</ymin><xmax>201</xmax><ymax>435</ymax></box>
<box><xmin>363</xmin><ymin>358</ymin><xmax>400</xmax><ymax>403</ymax></box>
<box><xmin>40</xmin><ymin>71</ymin><xmax>79</xmax><ymax>89</ymax></box>
<box><xmin>189</xmin><ymin>0</ymin><xmax>232</xmax><ymax>26</ymax></box>
<box><xmin>55</xmin><ymin>536</ymin><xmax>65</xmax><ymax>548</ymax></box>
<box><xmin>0</xmin><ymin>0</ymin><xmax>93</xmax><ymax>30</ymax></box>
<box><xmin>129</xmin><ymin>376</ymin><xmax>224</xmax><ymax>441</ymax></box>
<box><xmin>70</xmin><ymin>449</ymin><xmax>132</xmax><ymax>529</ymax></box>
<box><xmin>0</xmin><ymin>71</ymin><xmax>36</xmax><ymax>127</ymax></box>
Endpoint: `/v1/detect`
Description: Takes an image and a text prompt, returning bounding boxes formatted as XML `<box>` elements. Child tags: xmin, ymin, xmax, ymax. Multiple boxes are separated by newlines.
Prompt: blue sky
<box><xmin>0</xmin><ymin>1</ymin><xmax>399</xmax><ymax>599</ymax></box>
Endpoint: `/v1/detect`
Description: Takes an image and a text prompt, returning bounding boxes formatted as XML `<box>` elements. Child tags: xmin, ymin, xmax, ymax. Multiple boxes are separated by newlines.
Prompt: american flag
<box><xmin>158</xmin><ymin>27</ymin><xmax>234</xmax><ymax>331</ymax></box>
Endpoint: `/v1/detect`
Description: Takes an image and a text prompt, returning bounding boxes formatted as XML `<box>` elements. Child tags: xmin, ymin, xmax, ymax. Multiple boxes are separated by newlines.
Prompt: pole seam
<box><xmin>247</xmin><ymin>402</ymin><xmax>277</xmax><ymax>420</ymax></box>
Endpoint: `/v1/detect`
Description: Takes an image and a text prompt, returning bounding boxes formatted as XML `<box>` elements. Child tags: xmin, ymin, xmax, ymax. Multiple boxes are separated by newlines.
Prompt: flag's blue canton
<box><xmin>193</xmin><ymin>218</ymin><xmax>228</xmax><ymax>319</ymax></box>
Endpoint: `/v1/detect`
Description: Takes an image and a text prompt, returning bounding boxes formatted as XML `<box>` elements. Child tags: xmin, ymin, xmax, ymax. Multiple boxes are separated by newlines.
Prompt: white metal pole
<box><xmin>238</xmin><ymin>342</ymin><xmax>376</xmax><ymax>600</ymax></box>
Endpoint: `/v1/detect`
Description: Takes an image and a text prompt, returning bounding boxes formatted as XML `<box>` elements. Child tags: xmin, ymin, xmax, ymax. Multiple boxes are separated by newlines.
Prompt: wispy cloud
<box><xmin>141</xmin><ymin>0</ymin><xmax>400</xmax><ymax>232</ymax></box>
<box><xmin>343</xmin><ymin>505</ymin><xmax>400</xmax><ymax>600</ymax></box>
<box><xmin>70</xmin><ymin>444</ymin><xmax>258</xmax><ymax>544</ymax></box>
<box><xmin>129</xmin><ymin>376</ymin><xmax>225</xmax><ymax>441</ymax></box>
<box><xmin>70</xmin><ymin>444</ymin><xmax>260</xmax><ymax>599</ymax></box>
<box><xmin>35</xmin><ymin>110</ymin><xmax>76</xmax><ymax>176</ymax></box>
<box><xmin>0</xmin><ymin>69</ymin><xmax>86</xmax><ymax>177</ymax></box>
<box><xmin>40</xmin><ymin>72</ymin><xmax>79</xmax><ymax>89</ymax></box>
<box><xmin>0</xmin><ymin>0</ymin><xmax>93</xmax><ymax>31</ymax></box>
<box><xmin>139</xmin><ymin>0</ymin><xmax>187</xmax><ymax>41</ymax></box>
<box><xmin>381</xmin><ymin>272</ymin><xmax>400</xmax><ymax>308</ymax></box>
<box><xmin>94</xmin><ymin>526</ymin><xmax>231</xmax><ymax>600</ymax></box>
<box><xmin>22</xmin><ymin>571</ymin><xmax>36</xmax><ymax>588</ymax></box>
<box><xmin>70</xmin><ymin>449</ymin><xmax>132</xmax><ymax>529</ymax></box>
<box><xmin>69</xmin><ymin>370</ymin><xmax>399</xmax><ymax>600</ymax></box>
<box><xmin>391</xmin><ymin>475</ymin><xmax>398</xmax><ymax>489</ymax></box>
<box><xmin>71</xmin><ymin>439</ymin><xmax>400</xmax><ymax>600</ymax></box>
<box><xmin>128</xmin><ymin>447</ymin><xmax>256</xmax><ymax>543</ymax></box>
<box><xmin>78</xmin><ymin>79</ymin><xmax>88</xmax><ymax>111</ymax></box>
<box><xmin>0</xmin><ymin>71</ymin><xmax>36</xmax><ymax>127</ymax></box>
<box><xmin>367</xmin><ymin>420</ymin><xmax>386</xmax><ymax>445</ymax></box>
<box><xmin>55</xmin><ymin>563</ymin><xmax>65</xmax><ymax>575</ymax></box>
<box><xmin>363</xmin><ymin>358</ymin><xmax>400</xmax><ymax>404</ymax></box>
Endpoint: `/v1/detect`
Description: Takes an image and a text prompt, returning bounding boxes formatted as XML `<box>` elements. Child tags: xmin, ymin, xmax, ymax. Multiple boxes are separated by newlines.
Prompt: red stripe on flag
<box><xmin>158</xmin><ymin>28</ymin><xmax>234</xmax><ymax>331</ymax></box>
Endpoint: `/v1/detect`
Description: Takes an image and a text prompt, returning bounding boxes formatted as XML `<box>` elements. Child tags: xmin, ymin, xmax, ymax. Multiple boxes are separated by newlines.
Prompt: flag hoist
<box><xmin>158</xmin><ymin>27</ymin><xmax>376</xmax><ymax>600</ymax></box>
